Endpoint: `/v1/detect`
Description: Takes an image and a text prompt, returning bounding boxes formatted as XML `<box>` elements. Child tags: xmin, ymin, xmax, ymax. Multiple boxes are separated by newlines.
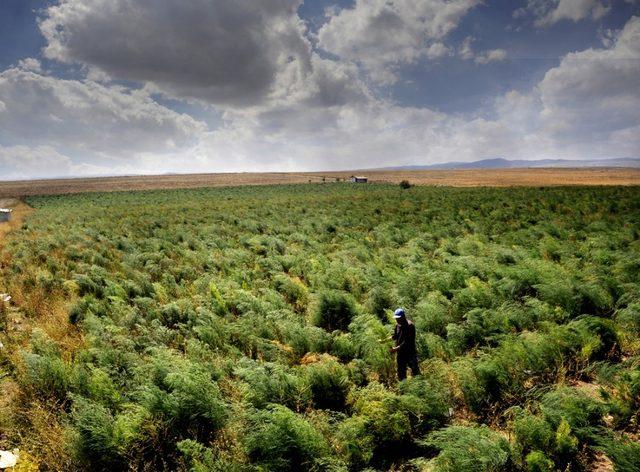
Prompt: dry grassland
<box><xmin>0</xmin><ymin>167</ymin><xmax>639</xmax><ymax>198</ymax></box>
<box><xmin>0</xmin><ymin>199</ymin><xmax>33</xmax><ymax>243</ymax></box>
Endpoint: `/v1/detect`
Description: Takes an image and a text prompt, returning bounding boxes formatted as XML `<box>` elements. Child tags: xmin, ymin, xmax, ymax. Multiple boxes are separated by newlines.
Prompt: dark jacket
<box><xmin>392</xmin><ymin>320</ymin><xmax>417</xmax><ymax>356</ymax></box>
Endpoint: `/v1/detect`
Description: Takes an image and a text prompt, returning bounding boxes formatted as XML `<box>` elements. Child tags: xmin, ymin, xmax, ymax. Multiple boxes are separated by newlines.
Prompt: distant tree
<box><xmin>399</xmin><ymin>180</ymin><xmax>411</xmax><ymax>189</ymax></box>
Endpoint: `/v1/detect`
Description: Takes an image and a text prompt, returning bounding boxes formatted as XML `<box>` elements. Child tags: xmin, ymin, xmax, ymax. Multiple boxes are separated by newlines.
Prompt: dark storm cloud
<box><xmin>40</xmin><ymin>0</ymin><xmax>309</xmax><ymax>106</ymax></box>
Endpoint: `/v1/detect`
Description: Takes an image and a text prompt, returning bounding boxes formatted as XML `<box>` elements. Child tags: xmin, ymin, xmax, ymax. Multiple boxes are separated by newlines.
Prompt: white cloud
<box><xmin>458</xmin><ymin>37</ymin><xmax>507</xmax><ymax>64</ymax></box>
<box><xmin>17</xmin><ymin>58</ymin><xmax>41</xmax><ymax>73</ymax></box>
<box><xmin>537</xmin><ymin>15</ymin><xmax>640</xmax><ymax>141</ymax></box>
<box><xmin>318</xmin><ymin>0</ymin><xmax>479</xmax><ymax>84</ymax></box>
<box><xmin>192</xmin><ymin>16</ymin><xmax>640</xmax><ymax>171</ymax></box>
<box><xmin>426</xmin><ymin>42</ymin><xmax>452</xmax><ymax>59</ymax></box>
<box><xmin>459</xmin><ymin>36</ymin><xmax>476</xmax><ymax>60</ymax></box>
<box><xmin>474</xmin><ymin>49</ymin><xmax>508</xmax><ymax>64</ymax></box>
<box><xmin>515</xmin><ymin>0</ymin><xmax>611</xmax><ymax>27</ymax></box>
<box><xmin>1</xmin><ymin>2</ymin><xmax>638</xmax><ymax>179</ymax></box>
<box><xmin>0</xmin><ymin>67</ymin><xmax>206</xmax><ymax>155</ymax></box>
<box><xmin>0</xmin><ymin>145</ymin><xmax>113</xmax><ymax>180</ymax></box>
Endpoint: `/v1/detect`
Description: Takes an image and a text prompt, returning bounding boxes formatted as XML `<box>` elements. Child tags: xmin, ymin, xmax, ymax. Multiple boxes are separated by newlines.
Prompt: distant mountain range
<box><xmin>371</xmin><ymin>157</ymin><xmax>640</xmax><ymax>171</ymax></box>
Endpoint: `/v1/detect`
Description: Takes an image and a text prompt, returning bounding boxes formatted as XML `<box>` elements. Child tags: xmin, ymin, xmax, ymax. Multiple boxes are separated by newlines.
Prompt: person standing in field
<box><xmin>390</xmin><ymin>308</ymin><xmax>420</xmax><ymax>380</ymax></box>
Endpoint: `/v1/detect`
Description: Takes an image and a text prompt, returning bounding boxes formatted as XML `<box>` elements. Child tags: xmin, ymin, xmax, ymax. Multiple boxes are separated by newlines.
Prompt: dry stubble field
<box><xmin>1</xmin><ymin>167</ymin><xmax>640</xmax><ymax>198</ymax></box>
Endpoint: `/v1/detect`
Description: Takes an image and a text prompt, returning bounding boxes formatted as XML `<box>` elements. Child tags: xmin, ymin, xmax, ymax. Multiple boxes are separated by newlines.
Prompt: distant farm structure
<box><xmin>350</xmin><ymin>176</ymin><xmax>368</xmax><ymax>183</ymax></box>
<box><xmin>0</xmin><ymin>208</ymin><xmax>12</xmax><ymax>222</ymax></box>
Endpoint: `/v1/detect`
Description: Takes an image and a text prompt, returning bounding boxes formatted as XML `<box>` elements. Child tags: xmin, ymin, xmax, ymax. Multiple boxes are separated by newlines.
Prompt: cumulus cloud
<box><xmin>0</xmin><ymin>145</ymin><xmax>112</xmax><ymax>180</ymax></box>
<box><xmin>537</xmin><ymin>15</ymin><xmax>640</xmax><ymax>142</ymax></box>
<box><xmin>317</xmin><ymin>0</ymin><xmax>479</xmax><ymax>84</ymax></box>
<box><xmin>39</xmin><ymin>0</ymin><xmax>311</xmax><ymax>107</ymax></box>
<box><xmin>474</xmin><ymin>49</ymin><xmax>508</xmax><ymax>64</ymax></box>
<box><xmin>515</xmin><ymin>0</ymin><xmax>611</xmax><ymax>27</ymax></box>
<box><xmin>0</xmin><ymin>67</ymin><xmax>206</xmax><ymax>154</ymax></box>
<box><xmin>17</xmin><ymin>57</ymin><xmax>41</xmax><ymax>73</ymax></box>
<box><xmin>189</xmin><ymin>16</ymin><xmax>640</xmax><ymax>171</ymax></box>
<box><xmin>426</xmin><ymin>42</ymin><xmax>452</xmax><ymax>59</ymax></box>
<box><xmin>458</xmin><ymin>37</ymin><xmax>507</xmax><ymax>64</ymax></box>
<box><xmin>459</xmin><ymin>36</ymin><xmax>476</xmax><ymax>60</ymax></box>
<box><xmin>1</xmin><ymin>0</ymin><xmax>637</xmax><ymax>178</ymax></box>
<box><xmin>173</xmin><ymin>102</ymin><xmax>535</xmax><ymax>173</ymax></box>
<box><xmin>38</xmin><ymin>0</ymin><xmax>375</xmax><ymax>113</ymax></box>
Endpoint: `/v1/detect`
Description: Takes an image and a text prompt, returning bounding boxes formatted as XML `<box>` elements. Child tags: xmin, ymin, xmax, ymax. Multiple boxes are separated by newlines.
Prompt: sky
<box><xmin>0</xmin><ymin>0</ymin><xmax>639</xmax><ymax>179</ymax></box>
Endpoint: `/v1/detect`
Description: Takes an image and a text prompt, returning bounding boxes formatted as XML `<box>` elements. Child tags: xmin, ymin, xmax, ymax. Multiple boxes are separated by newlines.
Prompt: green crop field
<box><xmin>1</xmin><ymin>184</ymin><xmax>639</xmax><ymax>471</ymax></box>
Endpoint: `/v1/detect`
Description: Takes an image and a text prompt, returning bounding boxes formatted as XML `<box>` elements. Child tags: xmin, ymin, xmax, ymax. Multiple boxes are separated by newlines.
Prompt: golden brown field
<box><xmin>0</xmin><ymin>199</ymin><xmax>32</xmax><ymax>243</ymax></box>
<box><xmin>1</xmin><ymin>167</ymin><xmax>639</xmax><ymax>198</ymax></box>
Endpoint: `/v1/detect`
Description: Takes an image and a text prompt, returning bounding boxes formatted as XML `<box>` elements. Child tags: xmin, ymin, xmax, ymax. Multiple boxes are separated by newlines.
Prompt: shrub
<box><xmin>365</xmin><ymin>286</ymin><xmax>394</xmax><ymax>322</ymax></box>
<box><xmin>177</xmin><ymin>439</ymin><xmax>216</xmax><ymax>472</ymax></box>
<box><xmin>19</xmin><ymin>351</ymin><xmax>72</xmax><ymax>401</ymax></box>
<box><xmin>554</xmin><ymin>418</ymin><xmax>579</xmax><ymax>464</ymax></box>
<box><xmin>312</xmin><ymin>290</ymin><xmax>358</xmax><ymax>332</ymax></box>
<box><xmin>525</xmin><ymin>451</ymin><xmax>554</xmax><ymax>472</ymax></box>
<box><xmin>413</xmin><ymin>292</ymin><xmax>454</xmax><ymax>337</ymax></box>
<box><xmin>575</xmin><ymin>283</ymin><xmax>614</xmax><ymax>317</ymax></box>
<box><xmin>235</xmin><ymin>360</ymin><xmax>311</xmax><ymax>411</ymax></box>
<box><xmin>348</xmin><ymin>313</ymin><xmax>395</xmax><ymax>382</ymax></box>
<box><xmin>539</xmin><ymin>386</ymin><xmax>605</xmax><ymax>438</ymax></box>
<box><xmin>137</xmin><ymin>351</ymin><xmax>227</xmax><ymax>438</ymax></box>
<box><xmin>303</xmin><ymin>356</ymin><xmax>352</xmax><ymax>411</ymax></box>
<box><xmin>274</xmin><ymin>274</ymin><xmax>309</xmax><ymax>313</ymax></box>
<box><xmin>615</xmin><ymin>302</ymin><xmax>640</xmax><ymax>352</ymax></box>
<box><xmin>399</xmin><ymin>180</ymin><xmax>411</xmax><ymax>189</ymax></box>
<box><xmin>335</xmin><ymin>415</ymin><xmax>375</xmax><ymax>468</ymax></box>
<box><xmin>421</xmin><ymin>425</ymin><xmax>512</xmax><ymax>472</ymax></box>
<box><xmin>71</xmin><ymin>397</ymin><xmax>150</xmax><ymax>469</ymax></box>
<box><xmin>73</xmin><ymin>273</ymin><xmax>103</xmax><ymax>297</ymax></box>
<box><xmin>398</xmin><ymin>375</ymin><xmax>451</xmax><ymax>433</ymax></box>
<box><xmin>178</xmin><ymin>439</ymin><xmax>247</xmax><ymax>472</ymax></box>
<box><xmin>512</xmin><ymin>409</ymin><xmax>554</xmax><ymax>455</ymax></box>
<box><xmin>84</xmin><ymin>367</ymin><xmax>122</xmax><ymax>408</ymax></box>
<box><xmin>452</xmin><ymin>277</ymin><xmax>494</xmax><ymax>313</ymax></box>
<box><xmin>573</xmin><ymin>316</ymin><xmax>620</xmax><ymax>360</ymax></box>
<box><xmin>68</xmin><ymin>296</ymin><xmax>108</xmax><ymax>324</ymax></box>
<box><xmin>279</xmin><ymin>321</ymin><xmax>332</xmax><ymax>360</ymax></box>
<box><xmin>335</xmin><ymin>381</ymin><xmax>429</xmax><ymax>467</ymax></box>
<box><xmin>348</xmin><ymin>383</ymin><xmax>412</xmax><ymax>444</ymax></box>
<box><xmin>452</xmin><ymin>357</ymin><xmax>487</xmax><ymax>413</ymax></box>
<box><xmin>18</xmin><ymin>331</ymin><xmax>73</xmax><ymax>401</ymax></box>
<box><xmin>245</xmin><ymin>405</ymin><xmax>330</xmax><ymax>471</ymax></box>
<box><xmin>597</xmin><ymin>436</ymin><xmax>640</xmax><ymax>472</ymax></box>
<box><xmin>603</xmin><ymin>366</ymin><xmax>640</xmax><ymax>428</ymax></box>
<box><xmin>159</xmin><ymin>300</ymin><xmax>196</xmax><ymax>328</ymax></box>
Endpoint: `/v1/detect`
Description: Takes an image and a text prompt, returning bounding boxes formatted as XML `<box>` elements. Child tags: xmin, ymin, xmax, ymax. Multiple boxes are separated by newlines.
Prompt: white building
<box><xmin>350</xmin><ymin>176</ymin><xmax>368</xmax><ymax>183</ymax></box>
<box><xmin>0</xmin><ymin>209</ymin><xmax>12</xmax><ymax>222</ymax></box>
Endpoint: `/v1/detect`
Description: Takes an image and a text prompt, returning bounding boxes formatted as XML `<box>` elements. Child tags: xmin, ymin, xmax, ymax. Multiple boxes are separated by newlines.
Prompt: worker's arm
<box><xmin>390</xmin><ymin>327</ymin><xmax>404</xmax><ymax>353</ymax></box>
<box><xmin>391</xmin><ymin>325</ymin><xmax>399</xmax><ymax>340</ymax></box>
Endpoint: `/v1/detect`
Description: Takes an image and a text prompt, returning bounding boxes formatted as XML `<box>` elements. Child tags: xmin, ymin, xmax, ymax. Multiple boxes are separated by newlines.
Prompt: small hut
<box><xmin>0</xmin><ymin>209</ymin><xmax>12</xmax><ymax>222</ymax></box>
<box><xmin>350</xmin><ymin>176</ymin><xmax>368</xmax><ymax>183</ymax></box>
